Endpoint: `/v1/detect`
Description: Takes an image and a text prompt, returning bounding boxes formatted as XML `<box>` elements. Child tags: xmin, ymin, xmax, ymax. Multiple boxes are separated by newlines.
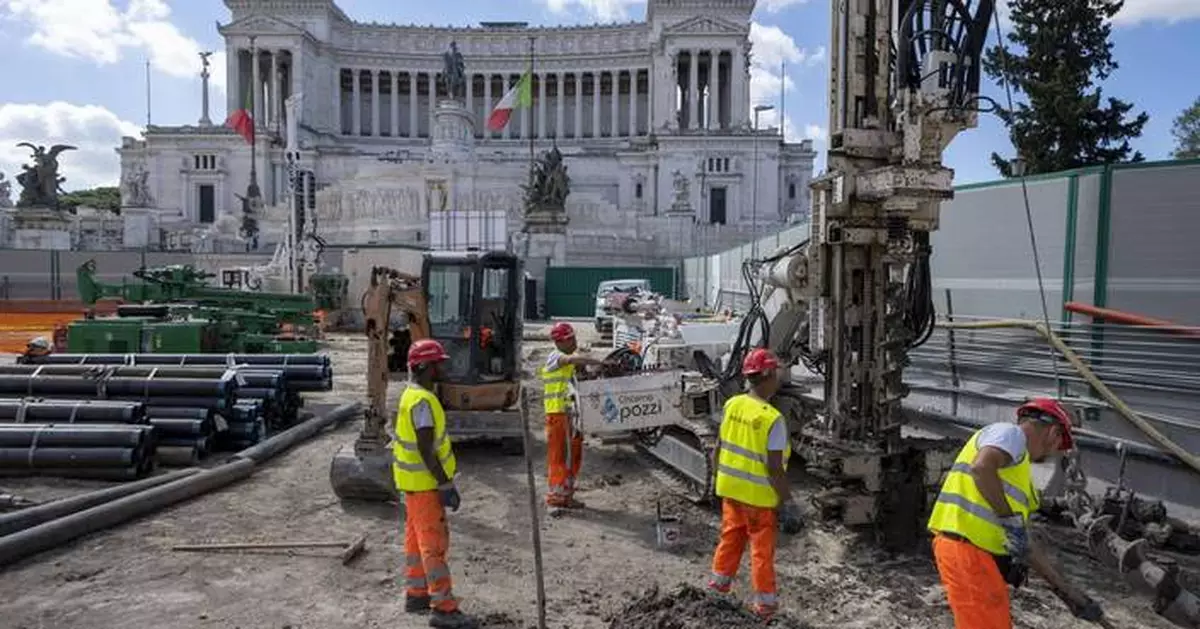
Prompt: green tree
<box><xmin>1171</xmin><ymin>97</ymin><xmax>1200</xmax><ymax>159</ymax></box>
<box><xmin>983</xmin><ymin>0</ymin><xmax>1149</xmax><ymax>176</ymax></box>
<box><xmin>59</xmin><ymin>186</ymin><xmax>121</xmax><ymax>213</ymax></box>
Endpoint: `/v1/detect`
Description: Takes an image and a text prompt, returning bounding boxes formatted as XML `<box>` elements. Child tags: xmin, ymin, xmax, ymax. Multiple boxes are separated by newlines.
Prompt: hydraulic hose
<box><xmin>940</xmin><ymin>319</ymin><xmax>1200</xmax><ymax>477</ymax></box>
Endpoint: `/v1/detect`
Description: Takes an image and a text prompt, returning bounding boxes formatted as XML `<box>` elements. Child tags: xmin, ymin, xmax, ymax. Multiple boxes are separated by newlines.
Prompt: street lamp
<box><xmin>751</xmin><ymin>104</ymin><xmax>775</xmax><ymax>258</ymax></box>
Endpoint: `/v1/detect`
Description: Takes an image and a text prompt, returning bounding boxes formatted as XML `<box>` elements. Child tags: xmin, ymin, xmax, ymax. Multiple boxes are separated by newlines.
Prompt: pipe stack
<box><xmin>0</xmin><ymin>424</ymin><xmax>156</xmax><ymax>480</ymax></box>
<box><xmin>2</xmin><ymin>354</ymin><xmax>333</xmax><ymax>472</ymax></box>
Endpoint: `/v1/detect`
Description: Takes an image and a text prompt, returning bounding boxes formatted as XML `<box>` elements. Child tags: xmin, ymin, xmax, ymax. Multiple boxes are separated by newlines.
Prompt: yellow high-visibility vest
<box><xmin>540</xmin><ymin>353</ymin><xmax>576</xmax><ymax>414</ymax></box>
<box><xmin>391</xmin><ymin>384</ymin><xmax>457</xmax><ymax>493</ymax></box>
<box><xmin>715</xmin><ymin>394</ymin><xmax>790</xmax><ymax>508</ymax></box>
<box><xmin>927</xmin><ymin>427</ymin><xmax>1039</xmax><ymax>555</ymax></box>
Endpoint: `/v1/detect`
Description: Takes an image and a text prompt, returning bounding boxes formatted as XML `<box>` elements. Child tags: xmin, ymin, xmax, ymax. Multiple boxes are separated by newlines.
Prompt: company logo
<box><xmin>602</xmin><ymin>395</ymin><xmax>619</xmax><ymax>424</ymax></box>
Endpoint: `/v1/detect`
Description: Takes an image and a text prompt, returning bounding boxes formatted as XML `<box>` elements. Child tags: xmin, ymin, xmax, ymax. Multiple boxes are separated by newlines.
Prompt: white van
<box><xmin>594</xmin><ymin>278</ymin><xmax>651</xmax><ymax>335</ymax></box>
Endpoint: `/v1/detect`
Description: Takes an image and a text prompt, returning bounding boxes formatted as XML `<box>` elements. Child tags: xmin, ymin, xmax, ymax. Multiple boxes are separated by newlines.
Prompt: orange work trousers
<box><xmin>402</xmin><ymin>490</ymin><xmax>458</xmax><ymax>613</ymax></box>
<box><xmin>545</xmin><ymin>412</ymin><xmax>583</xmax><ymax>506</ymax></box>
<box><xmin>932</xmin><ymin>534</ymin><xmax>1012</xmax><ymax>629</ymax></box>
<box><xmin>709</xmin><ymin>498</ymin><xmax>779</xmax><ymax>614</ymax></box>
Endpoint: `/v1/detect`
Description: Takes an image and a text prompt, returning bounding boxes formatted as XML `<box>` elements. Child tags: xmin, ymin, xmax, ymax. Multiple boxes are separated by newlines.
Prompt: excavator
<box><xmin>329</xmin><ymin>250</ymin><xmax>524</xmax><ymax>501</ymax></box>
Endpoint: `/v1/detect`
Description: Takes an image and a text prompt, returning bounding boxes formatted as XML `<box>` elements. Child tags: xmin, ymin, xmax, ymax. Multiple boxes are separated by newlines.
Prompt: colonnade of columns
<box><xmin>235</xmin><ymin>48</ymin><xmax>293</xmax><ymax>129</ymax></box>
<box><xmin>674</xmin><ymin>47</ymin><xmax>746</xmax><ymax>131</ymax></box>
<box><xmin>333</xmin><ymin>69</ymin><xmax>650</xmax><ymax>140</ymax></box>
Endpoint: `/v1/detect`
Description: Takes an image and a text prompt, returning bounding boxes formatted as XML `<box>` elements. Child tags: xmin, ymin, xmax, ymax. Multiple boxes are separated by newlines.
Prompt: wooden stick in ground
<box><xmin>339</xmin><ymin>533</ymin><xmax>368</xmax><ymax>565</ymax></box>
<box><xmin>519</xmin><ymin>387</ymin><xmax>548</xmax><ymax>629</ymax></box>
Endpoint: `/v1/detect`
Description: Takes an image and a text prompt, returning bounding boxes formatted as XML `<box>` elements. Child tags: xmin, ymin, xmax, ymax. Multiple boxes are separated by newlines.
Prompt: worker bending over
<box><xmin>541</xmin><ymin>322</ymin><xmax>607</xmax><ymax>510</ymax></box>
<box><xmin>928</xmin><ymin>397</ymin><xmax>1105</xmax><ymax>628</ymax></box>
<box><xmin>21</xmin><ymin>337</ymin><xmax>52</xmax><ymax>361</ymax></box>
<box><xmin>393</xmin><ymin>339</ymin><xmax>477</xmax><ymax>629</ymax></box>
<box><xmin>708</xmin><ymin>348</ymin><xmax>803</xmax><ymax>620</ymax></box>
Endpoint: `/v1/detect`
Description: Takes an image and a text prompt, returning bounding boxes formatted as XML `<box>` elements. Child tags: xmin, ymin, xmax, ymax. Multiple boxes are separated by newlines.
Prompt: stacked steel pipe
<box><xmin>0</xmin><ymin>424</ymin><xmax>156</xmax><ymax>480</ymax></box>
<box><xmin>0</xmin><ymin>354</ymin><xmax>332</xmax><ymax>473</ymax></box>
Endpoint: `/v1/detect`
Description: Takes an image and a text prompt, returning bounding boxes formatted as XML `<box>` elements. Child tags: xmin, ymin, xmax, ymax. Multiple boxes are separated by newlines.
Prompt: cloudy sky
<box><xmin>0</xmin><ymin>0</ymin><xmax>1197</xmax><ymax>192</ymax></box>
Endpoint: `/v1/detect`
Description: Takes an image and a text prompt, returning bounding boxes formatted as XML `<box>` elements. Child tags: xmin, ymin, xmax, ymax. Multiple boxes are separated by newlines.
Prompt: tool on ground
<box><xmin>330</xmin><ymin>252</ymin><xmax>525</xmax><ymax>502</ymax></box>
<box><xmin>172</xmin><ymin>533</ymin><xmax>368</xmax><ymax>565</ymax></box>
<box><xmin>655</xmin><ymin>500</ymin><xmax>682</xmax><ymax>548</ymax></box>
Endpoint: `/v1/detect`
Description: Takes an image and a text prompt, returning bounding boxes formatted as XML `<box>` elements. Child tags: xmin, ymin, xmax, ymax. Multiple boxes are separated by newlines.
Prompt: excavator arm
<box><xmin>361</xmin><ymin>266</ymin><xmax>428</xmax><ymax>445</ymax></box>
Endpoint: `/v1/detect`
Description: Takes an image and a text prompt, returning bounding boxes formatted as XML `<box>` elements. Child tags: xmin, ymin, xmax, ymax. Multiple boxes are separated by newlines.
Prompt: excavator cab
<box><xmin>422</xmin><ymin>250</ymin><xmax>522</xmax><ymax>410</ymax></box>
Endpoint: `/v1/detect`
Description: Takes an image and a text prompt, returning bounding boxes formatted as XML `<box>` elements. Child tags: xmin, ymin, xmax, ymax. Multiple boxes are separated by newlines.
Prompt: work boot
<box><xmin>429</xmin><ymin>609</ymin><xmax>478</xmax><ymax>629</ymax></box>
<box><xmin>405</xmin><ymin>595</ymin><xmax>432</xmax><ymax>614</ymax></box>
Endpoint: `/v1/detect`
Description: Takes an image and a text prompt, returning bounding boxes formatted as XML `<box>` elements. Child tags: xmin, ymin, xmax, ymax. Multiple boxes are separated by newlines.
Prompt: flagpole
<box><xmin>247</xmin><ymin>35</ymin><xmax>261</xmax><ymax>204</ymax></box>
<box><xmin>145</xmin><ymin>60</ymin><xmax>152</xmax><ymax>127</ymax></box>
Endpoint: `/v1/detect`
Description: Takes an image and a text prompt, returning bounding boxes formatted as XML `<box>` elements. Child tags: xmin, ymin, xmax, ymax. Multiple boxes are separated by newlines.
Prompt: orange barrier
<box><xmin>1063</xmin><ymin>301</ymin><xmax>1200</xmax><ymax>339</ymax></box>
<box><xmin>0</xmin><ymin>299</ymin><xmax>121</xmax><ymax>353</ymax></box>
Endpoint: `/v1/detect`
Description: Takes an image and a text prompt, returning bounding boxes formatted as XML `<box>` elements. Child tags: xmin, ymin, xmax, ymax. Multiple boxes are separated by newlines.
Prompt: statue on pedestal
<box><xmin>522</xmin><ymin>147</ymin><xmax>570</xmax><ymax>216</ymax></box>
<box><xmin>440</xmin><ymin>41</ymin><xmax>467</xmax><ymax>101</ymax></box>
<box><xmin>121</xmin><ymin>162</ymin><xmax>154</xmax><ymax>207</ymax></box>
<box><xmin>14</xmin><ymin>143</ymin><xmax>76</xmax><ymax>209</ymax></box>
<box><xmin>669</xmin><ymin>169</ymin><xmax>694</xmax><ymax>215</ymax></box>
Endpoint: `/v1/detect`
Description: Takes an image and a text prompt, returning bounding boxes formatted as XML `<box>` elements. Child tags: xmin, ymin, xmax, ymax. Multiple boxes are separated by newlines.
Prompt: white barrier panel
<box><xmin>428</xmin><ymin>210</ymin><xmax>508</xmax><ymax>252</ymax></box>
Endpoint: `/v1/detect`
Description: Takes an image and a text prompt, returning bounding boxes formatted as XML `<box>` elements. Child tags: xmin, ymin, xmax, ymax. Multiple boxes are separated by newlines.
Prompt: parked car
<box><xmin>594</xmin><ymin>278</ymin><xmax>650</xmax><ymax>335</ymax></box>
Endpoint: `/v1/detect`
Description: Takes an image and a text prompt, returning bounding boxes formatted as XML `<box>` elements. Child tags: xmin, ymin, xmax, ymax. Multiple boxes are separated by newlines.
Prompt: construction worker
<box><xmin>541</xmin><ymin>322</ymin><xmax>608</xmax><ymax>510</ymax></box>
<box><xmin>927</xmin><ymin>397</ymin><xmax>1106</xmax><ymax>628</ymax></box>
<box><xmin>393</xmin><ymin>339</ymin><xmax>477</xmax><ymax>629</ymax></box>
<box><xmin>707</xmin><ymin>348</ymin><xmax>803</xmax><ymax>620</ymax></box>
<box><xmin>21</xmin><ymin>337</ymin><xmax>52</xmax><ymax>361</ymax></box>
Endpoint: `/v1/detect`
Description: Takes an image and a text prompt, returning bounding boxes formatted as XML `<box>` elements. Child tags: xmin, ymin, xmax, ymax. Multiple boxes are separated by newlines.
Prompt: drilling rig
<box><xmin>575</xmin><ymin>0</ymin><xmax>998</xmax><ymax>549</ymax></box>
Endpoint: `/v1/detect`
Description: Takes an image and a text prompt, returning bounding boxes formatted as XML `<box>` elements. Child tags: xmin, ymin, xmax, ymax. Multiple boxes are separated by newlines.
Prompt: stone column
<box><xmin>226</xmin><ymin>46</ymin><xmax>239</xmax><ymax>122</ymax></box>
<box><xmin>555</xmin><ymin>73</ymin><xmax>565</xmax><ymax>139</ymax></box>
<box><xmin>521</xmin><ymin>74</ymin><xmax>530</xmax><ymax>139</ymax></box>
<box><xmin>711</xmin><ymin>51</ymin><xmax>722</xmax><ymax>130</ymax></box>
<box><xmin>732</xmin><ymin>45</ymin><xmax>746</xmax><ymax>128</ymax></box>
<box><xmin>270</xmin><ymin>51</ymin><xmax>280</xmax><ymax>127</ymax></box>
<box><xmin>428</xmin><ymin>73</ymin><xmax>437</xmax><ymax>137</ymax></box>
<box><xmin>688</xmin><ymin>50</ymin><xmax>700</xmax><ymax>130</ymax></box>
<box><xmin>332</xmin><ymin>67</ymin><xmax>342</xmax><ymax>135</ymax></box>
<box><xmin>610</xmin><ymin>70</ymin><xmax>620</xmax><ymax>137</ymax></box>
<box><xmin>483</xmin><ymin>73</ymin><xmax>493</xmax><ymax>140</ymax></box>
<box><xmin>410</xmin><ymin>72</ymin><xmax>419</xmax><ymax>138</ymax></box>
<box><xmin>466</xmin><ymin>72</ymin><xmax>474</xmax><ymax>119</ymax></box>
<box><xmin>574</xmin><ymin>73</ymin><xmax>583</xmax><ymax>139</ymax></box>
<box><xmin>503</xmin><ymin>74</ymin><xmax>513</xmax><ymax>140</ymax></box>
<box><xmin>351</xmin><ymin>69</ymin><xmax>361</xmax><ymax>136</ymax></box>
<box><xmin>390</xmin><ymin>71</ymin><xmax>399</xmax><ymax>137</ymax></box>
<box><xmin>592</xmin><ymin>72</ymin><xmax>601</xmax><ymax>138</ymax></box>
<box><xmin>371</xmin><ymin>69</ymin><xmax>380</xmax><ymax>136</ymax></box>
<box><xmin>538</xmin><ymin>73</ymin><xmax>547</xmax><ymax>139</ymax></box>
<box><xmin>628</xmin><ymin>69</ymin><xmax>637</xmax><ymax>137</ymax></box>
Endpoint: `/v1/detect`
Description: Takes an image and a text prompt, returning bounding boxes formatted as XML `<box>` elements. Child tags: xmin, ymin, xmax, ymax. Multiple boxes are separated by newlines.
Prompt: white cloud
<box><xmin>804</xmin><ymin>123</ymin><xmax>827</xmax><ymax>142</ymax></box>
<box><xmin>0</xmin><ymin>102</ymin><xmax>142</xmax><ymax>191</ymax></box>
<box><xmin>756</xmin><ymin>0</ymin><xmax>812</xmax><ymax>14</ymax></box>
<box><xmin>539</xmin><ymin>0</ymin><xmax>645</xmax><ymax>21</ymax></box>
<box><xmin>748</xmin><ymin>22</ymin><xmax>822</xmax><ymax>141</ymax></box>
<box><xmin>1</xmin><ymin>0</ymin><xmax>224</xmax><ymax>91</ymax></box>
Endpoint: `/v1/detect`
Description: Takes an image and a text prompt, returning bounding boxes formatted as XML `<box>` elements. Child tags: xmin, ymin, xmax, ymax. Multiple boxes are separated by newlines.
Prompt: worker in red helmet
<box><xmin>393</xmin><ymin>339</ymin><xmax>478</xmax><ymax>629</ymax></box>
<box><xmin>707</xmin><ymin>347</ymin><xmax>802</xmax><ymax>620</ymax></box>
<box><xmin>540</xmin><ymin>321</ymin><xmax>608</xmax><ymax>511</ymax></box>
<box><xmin>928</xmin><ymin>397</ymin><xmax>1105</xmax><ymax>628</ymax></box>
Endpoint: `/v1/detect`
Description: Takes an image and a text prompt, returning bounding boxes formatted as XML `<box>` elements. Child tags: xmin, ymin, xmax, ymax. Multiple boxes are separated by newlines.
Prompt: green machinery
<box><xmin>68</xmin><ymin>260</ymin><xmax>319</xmax><ymax>354</ymax></box>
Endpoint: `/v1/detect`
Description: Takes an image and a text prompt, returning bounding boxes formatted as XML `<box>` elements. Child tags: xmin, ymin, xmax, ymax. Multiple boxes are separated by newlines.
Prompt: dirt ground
<box><xmin>0</xmin><ymin>328</ymin><xmax>1189</xmax><ymax>629</ymax></box>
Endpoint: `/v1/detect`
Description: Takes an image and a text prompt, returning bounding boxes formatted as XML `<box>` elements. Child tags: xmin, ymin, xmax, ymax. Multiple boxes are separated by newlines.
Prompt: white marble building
<box><xmin>117</xmin><ymin>0</ymin><xmax>817</xmax><ymax>264</ymax></box>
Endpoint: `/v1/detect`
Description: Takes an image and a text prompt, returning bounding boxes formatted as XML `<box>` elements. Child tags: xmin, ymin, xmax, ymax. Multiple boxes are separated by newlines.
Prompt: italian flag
<box><xmin>486</xmin><ymin>71</ymin><xmax>532</xmax><ymax>132</ymax></box>
<box><xmin>225</xmin><ymin>91</ymin><xmax>255</xmax><ymax>145</ymax></box>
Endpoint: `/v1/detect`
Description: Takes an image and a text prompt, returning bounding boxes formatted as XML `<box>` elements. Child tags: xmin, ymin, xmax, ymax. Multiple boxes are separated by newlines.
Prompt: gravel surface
<box><xmin>0</xmin><ymin>329</ymin><xmax>1189</xmax><ymax>629</ymax></box>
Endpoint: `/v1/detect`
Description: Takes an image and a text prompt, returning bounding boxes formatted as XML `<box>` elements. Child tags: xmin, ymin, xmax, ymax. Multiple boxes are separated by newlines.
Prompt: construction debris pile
<box><xmin>607</xmin><ymin>584</ymin><xmax>813</xmax><ymax>629</ymax></box>
<box><xmin>0</xmin><ymin>353</ymin><xmax>333</xmax><ymax>476</ymax></box>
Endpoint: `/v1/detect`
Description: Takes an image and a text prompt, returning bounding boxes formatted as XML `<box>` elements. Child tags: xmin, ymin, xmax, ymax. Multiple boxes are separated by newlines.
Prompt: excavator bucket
<box><xmin>329</xmin><ymin>443</ymin><xmax>396</xmax><ymax>502</ymax></box>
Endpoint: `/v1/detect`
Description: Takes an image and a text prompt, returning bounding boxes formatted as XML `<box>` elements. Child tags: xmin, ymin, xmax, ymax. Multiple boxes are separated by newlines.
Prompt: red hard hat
<box><xmin>550</xmin><ymin>322</ymin><xmax>575</xmax><ymax>342</ymax></box>
<box><xmin>408</xmin><ymin>339</ymin><xmax>449</xmax><ymax>368</ymax></box>
<box><xmin>1017</xmin><ymin>397</ymin><xmax>1075</xmax><ymax>450</ymax></box>
<box><xmin>741</xmin><ymin>348</ymin><xmax>780</xmax><ymax>376</ymax></box>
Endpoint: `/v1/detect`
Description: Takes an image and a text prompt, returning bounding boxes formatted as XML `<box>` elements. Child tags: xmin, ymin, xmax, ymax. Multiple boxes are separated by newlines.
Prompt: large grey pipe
<box><xmin>0</xmin><ymin>467</ymin><xmax>200</xmax><ymax>536</ymax></box>
<box><xmin>0</xmin><ymin>402</ymin><xmax>361</xmax><ymax>569</ymax></box>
